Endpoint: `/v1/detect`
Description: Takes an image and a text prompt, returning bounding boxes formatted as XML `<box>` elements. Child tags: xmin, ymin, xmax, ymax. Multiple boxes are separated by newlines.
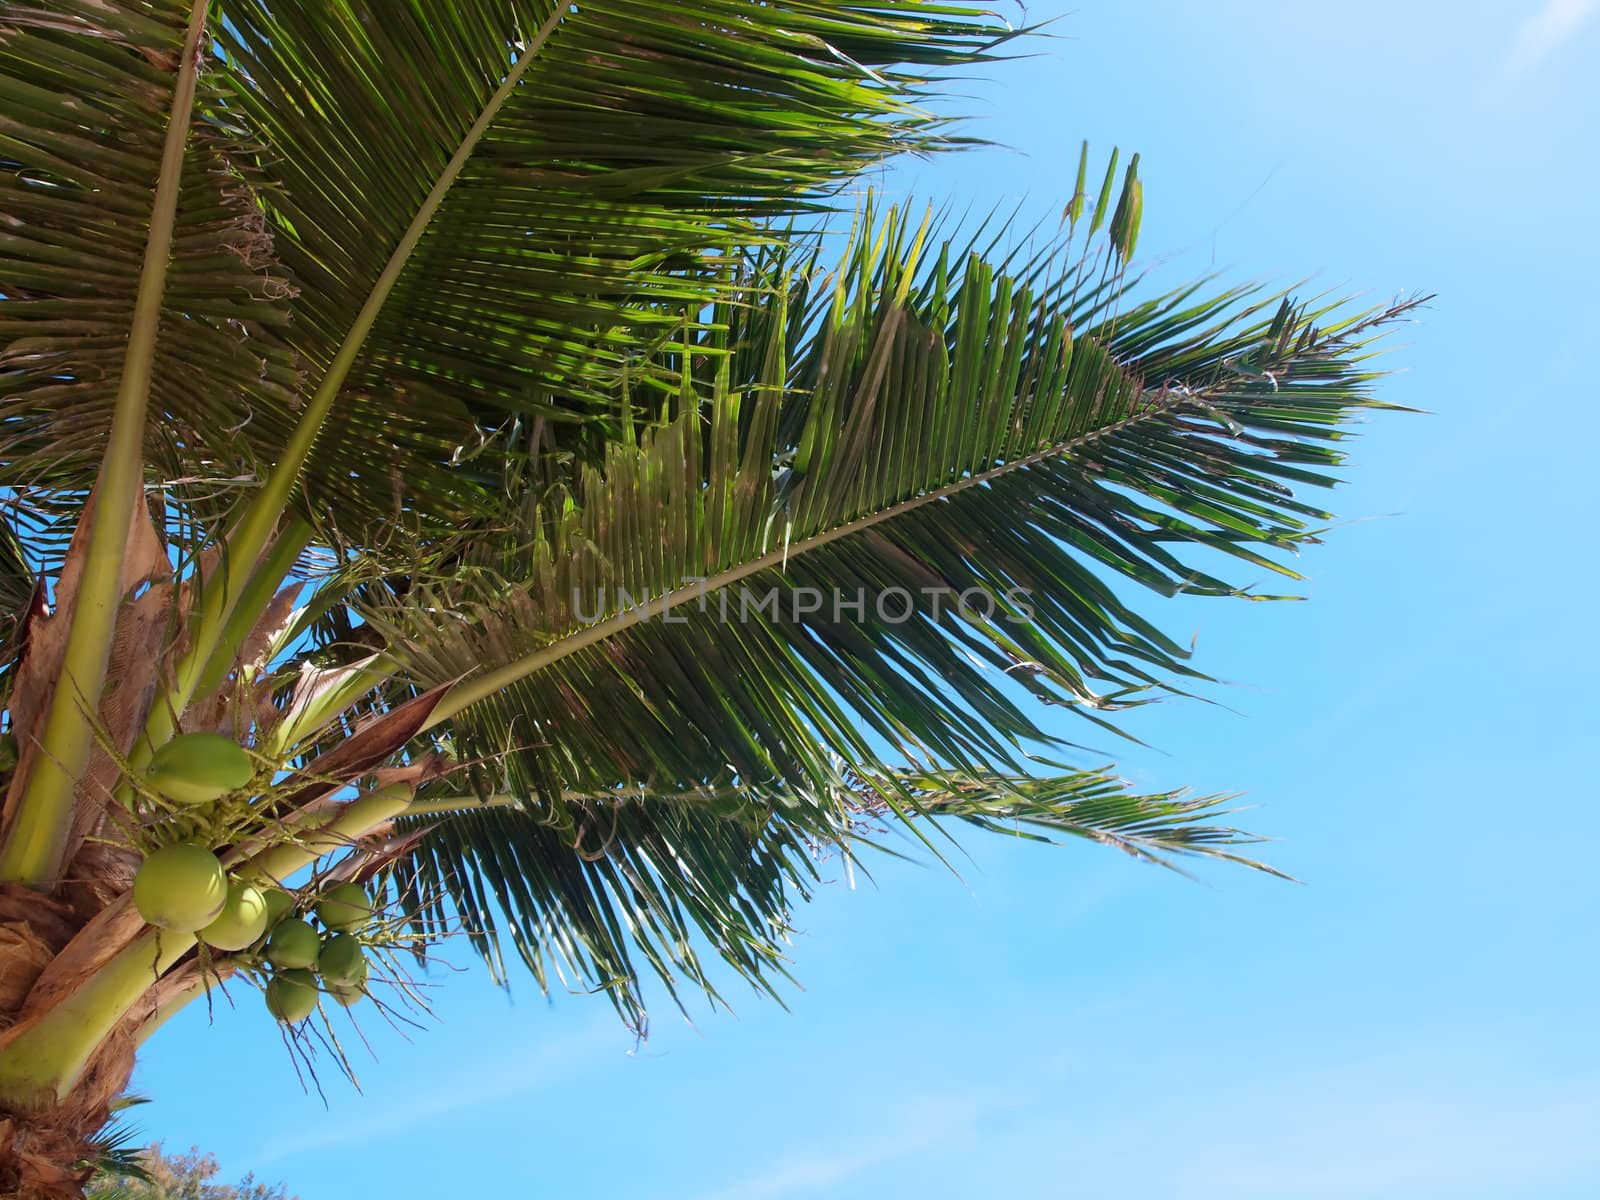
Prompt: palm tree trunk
<box><xmin>0</xmin><ymin>1062</ymin><xmax>131</xmax><ymax>1200</ymax></box>
<box><xmin>0</xmin><ymin>899</ymin><xmax>138</xmax><ymax>1200</ymax></box>
<box><xmin>0</xmin><ymin>905</ymin><xmax>222</xmax><ymax>1198</ymax></box>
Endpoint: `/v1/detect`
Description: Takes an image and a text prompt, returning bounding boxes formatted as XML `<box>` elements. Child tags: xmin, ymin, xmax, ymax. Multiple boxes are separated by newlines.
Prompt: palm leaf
<box><xmin>81</xmin><ymin>1094</ymin><xmax>153</xmax><ymax>1193</ymax></box>
<box><xmin>205</xmin><ymin>0</ymin><xmax>1019</xmax><ymax>535</ymax></box>
<box><xmin>379</xmin><ymin>204</ymin><xmax>1417</xmax><ymax>789</ymax></box>
<box><xmin>0</xmin><ymin>1</ymin><xmax>300</xmax><ymax>550</ymax></box>
<box><xmin>3</xmin><ymin>1</ymin><xmax>1018</xmax><ymax>564</ymax></box>
<box><xmin>0</xmin><ymin>509</ymin><xmax>38</xmax><ymax>691</ymax></box>
<box><xmin>384</xmin><ymin>764</ymin><xmax>1271</xmax><ymax>1026</ymax></box>
<box><xmin>347</xmin><ymin>200</ymin><xmax>1418</xmax><ymax>1016</ymax></box>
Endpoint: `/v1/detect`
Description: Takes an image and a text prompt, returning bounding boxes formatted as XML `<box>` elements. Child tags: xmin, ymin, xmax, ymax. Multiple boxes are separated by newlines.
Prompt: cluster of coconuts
<box><xmin>130</xmin><ymin>731</ymin><xmax>380</xmax><ymax>1023</ymax></box>
<box><xmin>131</xmin><ymin>732</ymin><xmax>265</xmax><ymax>944</ymax></box>
<box><xmin>259</xmin><ymin>883</ymin><xmax>376</xmax><ymax>1022</ymax></box>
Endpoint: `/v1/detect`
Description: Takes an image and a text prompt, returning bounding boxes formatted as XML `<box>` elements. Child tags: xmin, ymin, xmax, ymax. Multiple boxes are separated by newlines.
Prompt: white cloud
<box><xmin>685</xmin><ymin>1092</ymin><xmax>989</xmax><ymax>1200</ymax></box>
<box><xmin>251</xmin><ymin>1018</ymin><xmax>618</xmax><ymax>1164</ymax></box>
<box><xmin>691</xmin><ymin>1044</ymin><xmax>1600</xmax><ymax>1200</ymax></box>
<box><xmin>1505</xmin><ymin>0</ymin><xmax>1600</xmax><ymax>77</ymax></box>
<box><xmin>989</xmin><ymin>1049</ymin><xmax>1600</xmax><ymax>1199</ymax></box>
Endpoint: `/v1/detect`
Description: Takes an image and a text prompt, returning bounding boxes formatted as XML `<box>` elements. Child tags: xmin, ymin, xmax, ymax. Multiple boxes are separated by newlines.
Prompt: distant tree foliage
<box><xmin>87</xmin><ymin>1144</ymin><xmax>296</xmax><ymax>1200</ymax></box>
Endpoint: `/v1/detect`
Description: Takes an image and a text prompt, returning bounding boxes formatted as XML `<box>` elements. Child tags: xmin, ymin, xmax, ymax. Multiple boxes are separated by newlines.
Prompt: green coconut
<box><xmin>133</xmin><ymin>844</ymin><xmax>227</xmax><ymax>932</ymax></box>
<box><xmin>265</xmin><ymin>919</ymin><xmax>321</xmax><ymax>970</ymax></box>
<box><xmin>260</xmin><ymin>887</ymin><xmax>295</xmax><ymax>925</ymax></box>
<box><xmin>247</xmin><ymin>888</ymin><xmax>295</xmax><ymax>953</ymax></box>
<box><xmin>199</xmin><ymin>879</ymin><xmax>268</xmax><ymax>951</ymax></box>
<box><xmin>146</xmin><ymin>732</ymin><xmax>254</xmax><ymax>806</ymax></box>
<box><xmin>326</xmin><ymin>981</ymin><xmax>366</xmax><ymax>1008</ymax></box>
<box><xmin>316</xmin><ymin>883</ymin><xmax>373</xmax><ymax>933</ymax></box>
<box><xmin>265</xmin><ymin>969</ymin><xmax>318</xmax><ymax>1023</ymax></box>
<box><xmin>316</xmin><ymin>932</ymin><xmax>367</xmax><ymax>986</ymax></box>
<box><xmin>322</xmin><ymin>944</ymin><xmax>369</xmax><ymax>1006</ymax></box>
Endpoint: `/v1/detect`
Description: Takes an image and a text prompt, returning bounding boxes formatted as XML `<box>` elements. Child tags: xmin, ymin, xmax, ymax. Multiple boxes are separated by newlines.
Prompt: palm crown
<box><xmin>0</xmin><ymin>3</ymin><xmax>1417</xmax><ymax>1195</ymax></box>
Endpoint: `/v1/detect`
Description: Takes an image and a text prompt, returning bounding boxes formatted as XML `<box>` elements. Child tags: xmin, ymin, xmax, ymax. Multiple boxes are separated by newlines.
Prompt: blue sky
<box><xmin>130</xmin><ymin>2</ymin><xmax>1600</xmax><ymax>1196</ymax></box>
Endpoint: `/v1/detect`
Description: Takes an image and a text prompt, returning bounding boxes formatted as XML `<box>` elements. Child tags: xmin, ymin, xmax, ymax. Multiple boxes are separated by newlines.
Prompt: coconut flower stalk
<box><xmin>0</xmin><ymin>3</ymin><xmax>1420</xmax><ymax>1195</ymax></box>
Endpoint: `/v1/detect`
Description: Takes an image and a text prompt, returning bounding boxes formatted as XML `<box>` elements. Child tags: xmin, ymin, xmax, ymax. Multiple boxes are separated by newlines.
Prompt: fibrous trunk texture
<box><xmin>0</xmin><ymin>890</ymin><xmax>138</xmax><ymax>1200</ymax></box>
<box><xmin>0</xmin><ymin>1057</ymin><xmax>131</xmax><ymax>1200</ymax></box>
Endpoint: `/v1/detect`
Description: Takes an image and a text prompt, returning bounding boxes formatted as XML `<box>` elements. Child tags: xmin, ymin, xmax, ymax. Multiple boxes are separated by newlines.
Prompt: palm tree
<box><xmin>0</xmin><ymin>2</ymin><xmax>1419</xmax><ymax>1194</ymax></box>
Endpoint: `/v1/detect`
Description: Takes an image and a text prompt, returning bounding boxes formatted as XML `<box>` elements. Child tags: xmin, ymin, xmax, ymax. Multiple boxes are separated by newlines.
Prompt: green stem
<box><xmin>241</xmin><ymin>783</ymin><xmax>417</xmax><ymax>889</ymax></box>
<box><xmin>133</xmin><ymin>971</ymin><xmax>215</xmax><ymax>1048</ymax></box>
<box><xmin>0</xmin><ymin>0</ymin><xmax>211</xmax><ymax>887</ymax></box>
<box><xmin>122</xmin><ymin>518</ymin><xmax>313</xmax><ymax>804</ymax></box>
<box><xmin>400</xmin><ymin>787</ymin><xmax>752</xmax><ymax>819</ymax></box>
<box><xmin>193</xmin><ymin>518</ymin><xmax>313</xmax><ymax>699</ymax></box>
<box><xmin>0</xmin><ymin>928</ymin><xmax>193</xmax><ymax>1107</ymax></box>
<box><xmin>157</xmin><ymin>2</ymin><xmax>573</xmax><ymax>735</ymax></box>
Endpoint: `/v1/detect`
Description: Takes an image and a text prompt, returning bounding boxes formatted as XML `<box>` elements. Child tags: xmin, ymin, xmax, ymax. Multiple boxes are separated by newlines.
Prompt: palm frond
<box><xmin>205</xmin><ymin>0</ymin><xmax>1019</xmax><ymax>535</ymax></box>
<box><xmin>384</xmin><ymin>762</ymin><xmax>1271</xmax><ymax>1025</ymax></box>
<box><xmin>80</xmin><ymin>1094</ymin><xmax>153</xmax><ymax>1193</ymax></box>
<box><xmin>352</xmin><ymin>198</ymin><xmax>1418</xmax><ymax>1017</ymax></box>
<box><xmin>391</xmin><ymin>784</ymin><xmax>828</xmax><ymax>1029</ymax></box>
<box><xmin>863</xmin><ymin>764</ymin><xmax>1286</xmax><ymax>878</ymax></box>
<box><xmin>379</xmin><ymin>202</ymin><xmax>1418</xmax><ymax>794</ymax></box>
<box><xmin>0</xmin><ymin>1</ymin><xmax>300</xmax><ymax>541</ymax></box>
<box><xmin>4</xmin><ymin>1</ymin><xmax>1019</xmax><ymax>556</ymax></box>
<box><xmin>0</xmin><ymin>509</ymin><xmax>38</xmax><ymax>692</ymax></box>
